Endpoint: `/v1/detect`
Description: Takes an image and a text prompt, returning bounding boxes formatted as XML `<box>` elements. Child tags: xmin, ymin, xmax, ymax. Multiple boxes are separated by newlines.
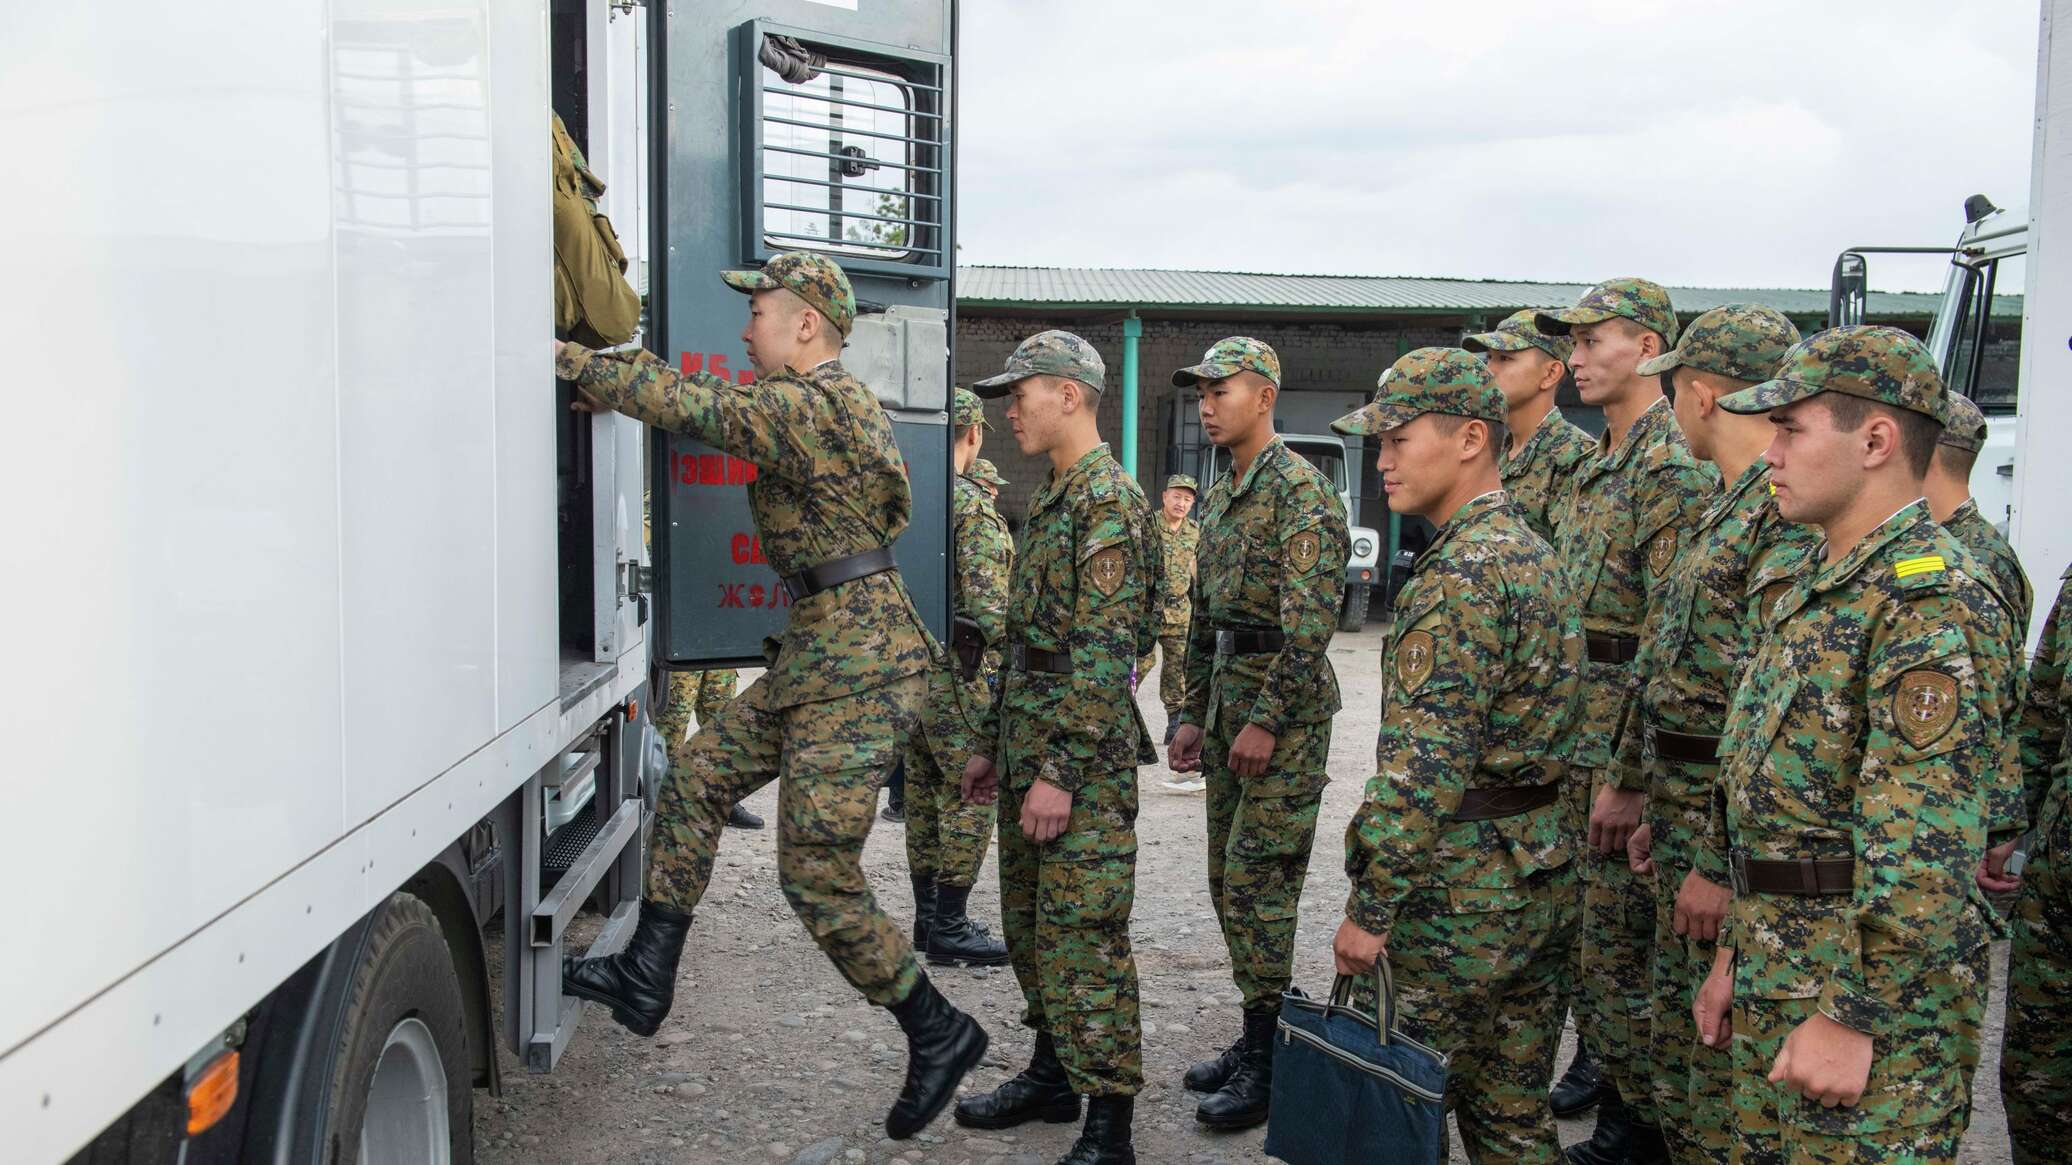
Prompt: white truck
<box><xmin>1</xmin><ymin>1</ymin><xmax>958</xmax><ymax>1161</ymax></box>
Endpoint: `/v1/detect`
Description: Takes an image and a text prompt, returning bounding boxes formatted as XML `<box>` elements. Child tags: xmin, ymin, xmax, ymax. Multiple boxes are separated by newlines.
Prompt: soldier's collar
<box><xmin>1423</xmin><ymin>489</ymin><xmax>1507</xmax><ymax>559</ymax></box>
<box><xmin>1700</xmin><ymin>458</ymin><xmax>1772</xmax><ymax>529</ymax></box>
<box><xmin>1812</xmin><ymin>498</ymin><xmax>1933</xmax><ymax>592</ymax></box>
<box><xmin>1227</xmin><ymin>435</ymin><xmax>1287</xmax><ymax>498</ymax></box>
<box><xmin>1945</xmin><ymin>496</ymin><xmax>1982</xmax><ymax>528</ymax></box>
<box><xmin>1596</xmin><ymin>396</ymin><xmax>1674</xmax><ymax>471</ymax></box>
<box><xmin>1033</xmin><ymin>442</ymin><xmax>1112</xmax><ymax>510</ymax></box>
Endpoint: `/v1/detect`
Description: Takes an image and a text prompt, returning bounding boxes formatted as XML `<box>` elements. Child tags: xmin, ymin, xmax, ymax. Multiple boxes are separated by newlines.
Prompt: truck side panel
<box><xmin>2016</xmin><ymin>0</ymin><xmax>2072</xmax><ymax>641</ymax></box>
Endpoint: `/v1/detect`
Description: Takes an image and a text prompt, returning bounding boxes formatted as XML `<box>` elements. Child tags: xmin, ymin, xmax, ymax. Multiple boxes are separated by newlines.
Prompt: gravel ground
<box><xmin>474</xmin><ymin>625</ymin><xmax>2013</xmax><ymax>1164</ymax></box>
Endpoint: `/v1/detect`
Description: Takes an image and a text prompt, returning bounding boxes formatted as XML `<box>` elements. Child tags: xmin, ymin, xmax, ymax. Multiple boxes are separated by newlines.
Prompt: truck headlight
<box><xmin>1352</xmin><ymin>536</ymin><xmax>1376</xmax><ymax>559</ymax></box>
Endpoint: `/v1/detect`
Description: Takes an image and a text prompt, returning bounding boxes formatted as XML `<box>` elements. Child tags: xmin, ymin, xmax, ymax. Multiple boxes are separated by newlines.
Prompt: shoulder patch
<box><xmin>1088</xmin><ymin>545</ymin><xmax>1127</xmax><ymax>597</ymax></box>
<box><xmin>1287</xmin><ymin>529</ymin><xmax>1321</xmax><ymax>574</ymax></box>
<box><xmin>1893</xmin><ymin>669</ymin><xmax>1959</xmax><ymax>749</ymax></box>
<box><xmin>1397</xmin><ymin>630</ymin><xmax>1437</xmax><ymax>694</ymax></box>
<box><xmin>1647</xmin><ymin>528</ymin><xmax>1677</xmax><ymax>574</ymax></box>
<box><xmin>1894</xmin><ymin>555</ymin><xmax>1946</xmax><ymax>580</ymax></box>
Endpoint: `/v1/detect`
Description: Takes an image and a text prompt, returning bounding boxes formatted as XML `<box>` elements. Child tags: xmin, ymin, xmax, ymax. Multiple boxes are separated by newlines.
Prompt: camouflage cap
<box><xmin>1535</xmin><ymin>277</ymin><xmax>1681</xmax><ymax>346</ymax></box>
<box><xmin>1330</xmin><ymin>347</ymin><xmax>1505</xmax><ymax>436</ymax></box>
<box><xmin>1461</xmin><ymin>309</ymin><xmax>1574</xmax><ymax>364</ymax></box>
<box><xmin>1717</xmin><ymin>325</ymin><xmax>1947</xmax><ymax>421</ymax></box>
<box><xmin>953</xmin><ymin>387</ymin><xmax>990</xmax><ymax>429</ymax></box>
<box><xmin>720</xmin><ymin>250</ymin><xmax>857</xmax><ymax>337</ymax></box>
<box><xmin>1164</xmin><ymin>474</ymin><xmax>1199</xmax><ymax>493</ymax></box>
<box><xmin>1635</xmin><ymin>303</ymin><xmax>1801</xmax><ymax>383</ymax></box>
<box><xmin>971</xmin><ymin>329</ymin><xmax>1107</xmax><ymax>398</ymax></box>
<box><xmin>1937</xmin><ymin>392</ymin><xmax>1987</xmax><ymax>452</ymax></box>
<box><xmin>969</xmin><ymin>458</ymin><xmax>1007</xmax><ymax>488</ymax></box>
<box><xmin>1172</xmin><ymin>336</ymin><xmax>1282</xmax><ymax>388</ymax></box>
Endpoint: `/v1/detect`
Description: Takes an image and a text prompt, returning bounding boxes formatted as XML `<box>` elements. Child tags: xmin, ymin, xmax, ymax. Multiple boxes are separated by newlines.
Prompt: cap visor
<box><xmin>1330</xmin><ymin>401</ymin><xmax>1424</xmax><ymax>436</ymax></box>
<box><xmin>969</xmin><ymin>372</ymin><xmax>1027</xmax><ymax>399</ymax></box>
<box><xmin>1634</xmin><ymin>349</ymin><xmax>1686</xmax><ymax>377</ymax></box>
<box><xmin>720</xmin><ymin>269</ymin><xmax>779</xmax><ymax>294</ymax></box>
<box><xmin>1171</xmin><ymin>361</ymin><xmax>1238</xmax><ymax>388</ymax></box>
<box><xmin>1462</xmin><ymin>332</ymin><xmax>1532</xmax><ymax>354</ymax></box>
<box><xmin>1717</xmin><ymin>378</ymin><xmax>1821</xmax><ymax>415</ymax></box>
<box><xmin>1533</xmin><ymin>306</ymin><xmax>1613</xmax><ymax>337</ymax></box>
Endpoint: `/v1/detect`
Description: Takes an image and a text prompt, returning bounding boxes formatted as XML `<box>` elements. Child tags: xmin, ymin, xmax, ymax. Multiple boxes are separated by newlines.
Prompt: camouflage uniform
<box><xmin>906</xmin><ymin>390</ymin><xmax>1013</xmax><ymax>889</ymax></box>
<box><xmin>965</xmin><ymin>457</ymin><xmax>1008</xmax><ymax>495</ymax></box>
<box><xmin>971</xmin><ymin>332</ymin><xmax>1159</xmax><ymax>1097</ymax></box>
<box><xmin>1536</xmin><ymin>280</ymin><xmax>1719</xmax><ymax>1130</ymax></box>
<box><xmin>1713</xmin><ymin>327</ymin><xmax>2016</xmax><ymax>1165</ymax></box>
<box><xmin>1937</xmin><ymin>393</ymin><xmax>2033</xmax><ymax>641</ymax></box>
<box><xmin>2005</xmin><ymin>563</ymin><xmax>2072</xmax><ymax>1159</ymax></box>
<box><xmin>556</xmin><ymin>251</ymin><xmax>935</xmax><ymax>1006</ymax></box>
<box><xmin>1621</xmin><ymin>305</ymin><xmax>1811</xmax><ymax>1163</ymax></box>
<box><xmin>1139</xmin><ymin>474</ymin><xmax>1200</xmax><ymax>720</ymax></box>
<box><xmin>1331</xmin><ymin>348</ymin><xmax>1584</xmax><ymax>1164</ymax></box>
<box><xmin>1464</xmin><ymin>309</ymin><xmax>1594</xmax><ymax>543</ymax></box>
<box><xmin>1174</xmin><ymin>337</ymin><xmax>1349</xmax><ymax>1013</ymax></box>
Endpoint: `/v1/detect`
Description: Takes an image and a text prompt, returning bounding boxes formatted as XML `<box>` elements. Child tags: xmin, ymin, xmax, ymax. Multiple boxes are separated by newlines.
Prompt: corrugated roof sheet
<box><xmin>954</xmin><ymin>266</ymin><xmax>2016</xmax><ymax>318</ymax></box>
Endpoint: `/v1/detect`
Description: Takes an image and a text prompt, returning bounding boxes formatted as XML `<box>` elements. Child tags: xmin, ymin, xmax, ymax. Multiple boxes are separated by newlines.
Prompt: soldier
<box><xmin>1691</xmin><ymin>326</ymin><xmax>2014</xmax><ymax>1165</ymax></box>
<box><xmin>2003</xmin><ymin>563</ymin><xmax>2072</xmax><ymax>1159</ymax></box>
<box><xmin>904</xmin><ymin>389</ymin><xmax>1013</xmax><ymax>968</ymax></box>
<box><xmin>651</xmin><ymin>670</ymin><xmax>763</xmax><ymax>830</ymax></box>
<box><xmin>1464</xmin><ymin>309</ymin><xmax>1596</xmax><ymax>543</ymax></box>
<box><xmin>952</xmin><ymin>331</ymin><xmax>1157</xmax><ymax>1165</ymax></box>
<box><xmin>1164</xmin><ymin>336</ymin><xmax>1348</xmax><ymax>1130</ymax></box>
<box><xmin>1534</xmin><ymin>278</ymin><xmax>1718</xmax><ymax>1164</ymax></box>
<box><xmin>553</xmin><ymin>251</ymin><xmax>986</xmax><ymax>1140</ymax></box>
<box><xmin>966</xmin><ymin>457</ymin><xmax>1008</xmax><ymax>499</ymax></box>
<box><xmin>1616</xmin><ymin>304</ymin><xmax>1812</xmax><ymax>1164</ymax></box>
<box><xmin>1465</xmin><ymin>305</ymin><xmax>1603</xmax><ymax>1119</ymax></box>
<box><xmin>1926</xmin><ymin>392</ymin><xmax>2033</xmax><ymax>640</ymax></box>
<box><xmin>1328</xmin><ymin>347</ymin><xmax>1583</xmax><ymax>1163</ymax></box>
<box><xmin>1142</xmin><ymin>473</ymin><xmax>1200</xmax><ymax>749</ymax></box>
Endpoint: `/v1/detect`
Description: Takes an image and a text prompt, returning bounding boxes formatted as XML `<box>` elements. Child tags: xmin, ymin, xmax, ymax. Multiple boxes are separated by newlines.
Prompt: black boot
<box><xmin>1058</xmin><ymin>1096</ymin><xmax>1135</xmax><ymax>1165</ymax></box>
<box><xmin>884</xmin><ymin>974</ymin><xmax>989</xmax><ymax>1139</ymax></box>
<box><xmin>1626</xmin><ymin>1120</ymin><xmax>1670</xmax><ymax>1165</ymax></box>
<box><xmin>910</xmin><ymin>871</ymin><xmax>938</xmax><ymax>951</ymax></box>
<box><xmin>1195</xmin><ymin>1007</ymin><xmax>1276</xmax><ymax>1130</ymax></box>
<box><xmin>1564</xmin><ymin>1087</ymin><xmax>1632</xmax><ymax>1165</ymax></box>
<box><xmin>725</xmin><ymin>802</ymin><xmax>763</xmax><ymax>829</ymax></box>
<box><xmin>1550</xmin><ymin>1042</ymin><xmax>1609</xmax><ymax>1118</ymax></box>
<box><xmin>1181</xmin><ymin>1026</ymin><xmax>1245</xmax><ymax>1092</ymax></box>
<box><xmin>927</xmin><ymin>883</ymin><xmax>1010</xmax><ymax>966</ymax></box>
<box><xmin>559</xmin><ymin>900</ymin><xmax>690</xmax><ymax>1038</ymax></box>
<box><xmin>954</xmin><ymin>1030</ymin><xmax>1081</xmax><ymax>1129</ymax></box>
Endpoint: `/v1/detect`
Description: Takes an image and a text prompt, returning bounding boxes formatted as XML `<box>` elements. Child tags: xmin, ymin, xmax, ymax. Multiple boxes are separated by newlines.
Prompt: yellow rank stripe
<box><xmin>1894</xmin><ymin>555</ymin><xmax>1946</xmax><ymax>579</ymax></box>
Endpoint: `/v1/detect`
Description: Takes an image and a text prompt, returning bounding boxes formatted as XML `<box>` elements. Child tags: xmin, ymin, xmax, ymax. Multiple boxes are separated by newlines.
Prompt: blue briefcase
<box><xmin>1262</xmin><ymin>960</ymin><xmax>1449</xmax><ymax>1164</ymax></box>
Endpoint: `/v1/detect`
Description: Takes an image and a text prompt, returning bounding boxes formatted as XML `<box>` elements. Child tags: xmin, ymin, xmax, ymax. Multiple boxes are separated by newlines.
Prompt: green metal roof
<box><xmin>955</xmin><ymin>266</ymin><xmax>2020</xmax><ymax>320</ymax></box>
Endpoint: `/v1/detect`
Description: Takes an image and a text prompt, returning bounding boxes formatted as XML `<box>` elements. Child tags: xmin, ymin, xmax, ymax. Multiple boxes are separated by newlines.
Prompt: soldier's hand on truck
<box><xmin>961</xmin><ymin>755</ymin><xmax>999</xmax><ymax>805</ymax></box>
<box><xmin>1167</xmin><ymin>723</ymin><xmax>1204</xmax><ymax>772</ymax></box>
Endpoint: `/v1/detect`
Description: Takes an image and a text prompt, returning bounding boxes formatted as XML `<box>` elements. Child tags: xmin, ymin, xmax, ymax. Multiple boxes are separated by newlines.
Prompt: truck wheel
<box><xmin>1337</xmin><ymin>583</ymin><xmax>1371</xmax><ymax>632</ymax></box>
<box><xmin>324</xmin><ymin>892</ymin><xmax>474</xmax><ymax>1165</ymax></box>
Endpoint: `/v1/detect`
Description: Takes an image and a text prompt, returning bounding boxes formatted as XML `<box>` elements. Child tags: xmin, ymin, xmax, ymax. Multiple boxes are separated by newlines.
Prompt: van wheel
<box><xmin>324</xmin><ymin>892</ymin><xmax>474</xmax><ymax>1165</ymax></box>
<box><xmin>1337</xmin><ymin>583</ymin><xmax>1371</xmax><ymax>632</ymax></box>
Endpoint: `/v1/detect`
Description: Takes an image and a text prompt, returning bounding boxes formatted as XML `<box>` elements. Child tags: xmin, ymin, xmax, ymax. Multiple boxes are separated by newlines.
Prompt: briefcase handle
<box><xmin>1324</xmin><ymin>957</ymin><xmax>1399</xmax><ymax>1046</ymax></box>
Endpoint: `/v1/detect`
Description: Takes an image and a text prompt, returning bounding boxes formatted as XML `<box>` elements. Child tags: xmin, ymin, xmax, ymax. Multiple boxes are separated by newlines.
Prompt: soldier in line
<box><xmin>1328</xmin><ymin>348</ymin><xmax>1584</xmax><ymax>1163</ymax></box>
<box><xmin>1535</xmin><ymin>278</ymin><xmax>1718</xmax><ymax>1165</ymax></box>
<box><xmin>1464</xmin><ymin>305</ymin><xmax>1605</xmax><ymax>1121</ymax></box>
<box><xmin>1926</xmin><ymin>393</ymin><xmax>2033</xmax><ymax>641</ymax></box>
<box><xmin>1142</xmin><ymin>472</ymin><xmax>1200</xmax><ymax>751</ymax></box>
<box><xmin>902</xmin><ymin>389</ymin><xmax>1014</xmax><ymax>969</ymax></box>
<box><xmin>554</xmin><ymin>251</ymin><xmax>986</xmax><ymax>1141</ymax></box>
<box><xmin>954</xmin><ymin>332</ymin><xmax>1157</xmax><ymax>1165</ymax></box>
<box><xmin>966</xmin><ymin>457</ymin><xmax>1008</xmax><ymax>499</ymax></box>
<box><xmin>2002</xmin><ymin>563</ymin><xmax>2072</xmax><ymax>1160</ymax></box>
<box><xmin>1464</xmin><ymin>309</ymin><xmax>1596</xmax><ymax>545</ymax></box>
<box><xmin>1165</xmin><ymin>337</ymin><xmax>1349</xmax><ymax>1130</ymax></box>
<box><xmin>1614</xmin><ymin>305</ymin><xmax>1812</xmax><ymax>1164</ymax></box>
<box><xmin>1693</xmin><ymin>326</ymin><xmax>2015</xmax><ymax>1165</ymax></box>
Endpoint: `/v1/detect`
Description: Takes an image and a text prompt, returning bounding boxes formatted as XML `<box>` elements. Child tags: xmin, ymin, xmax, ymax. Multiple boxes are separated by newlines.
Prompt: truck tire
<box><xmin>1337</xmin><ymin>583</ymin><xmax>1371</xmax><ymax>632</ymax></box>
<box><xmin>323</xmin><ymin>892</ymin><xmax>474</xmax><ymax>1165</ymax></box>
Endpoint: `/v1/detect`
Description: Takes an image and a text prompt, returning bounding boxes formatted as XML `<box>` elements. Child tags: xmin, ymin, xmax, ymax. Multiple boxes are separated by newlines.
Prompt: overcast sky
<box><xmin>956</xmin><ymin>1</ymin><xmax>2038</xmax><ymax>293</ymax></box>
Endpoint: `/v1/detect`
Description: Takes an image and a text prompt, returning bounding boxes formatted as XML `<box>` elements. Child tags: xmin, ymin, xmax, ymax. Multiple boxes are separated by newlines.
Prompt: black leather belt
<box><xmin>1730</xmin><ymin>853</ymin><xmax>1854</xmax><ymax>897</ymax></box>
<box><xmin>1009</xmin><ymin>643</ymin><xmax>1073</xmax><ymax>674</ymax></box>
<box><xmin>950</xmin><ymin>615</ymin><xmax>985</xmax><ymax>682</ymax></box>
<box><xmin>1646</xmin><ymin>722</ymin><xmax>1723</xmax><ymax>766</ymax></box>
<box><xmin>778</xmin><ymin>546</ymin><xmax>896</xmax><ymax>603</ymax></box>
<box><xmin>1451</xmin><ymin>783</ymin><xmax>1561</xmax><ymax>823</ymax></box>
<box><xmin>1214</xmin><ymin>628</ymin><xmax>1285</xmax><ymax>656</ymax></box>
<box><xmin>1585</xmin><ymin>633</ymin><xmax>1639</xmax><ymax>664</ymax></box>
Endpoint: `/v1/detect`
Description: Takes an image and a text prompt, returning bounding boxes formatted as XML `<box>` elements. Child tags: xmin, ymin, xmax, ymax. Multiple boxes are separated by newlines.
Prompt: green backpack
<box><xmin>551</xmin><ymin>113</ymin><xmax>641</xmax><ymax>347</ymax></box>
